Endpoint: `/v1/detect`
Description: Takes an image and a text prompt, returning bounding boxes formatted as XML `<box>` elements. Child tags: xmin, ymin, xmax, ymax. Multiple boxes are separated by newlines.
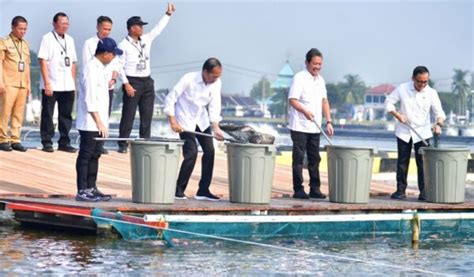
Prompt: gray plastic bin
<box><xmin>420</xmin><ymin>147</ymin><xmax>470</xmax><ymax>204</ymax></box>
<box><xmin>130</xmin><ymin>140</ymin><xmax>184</xmax><ymax>204</ymax></box>
<box><xmin>326</xmin><ymin>145</ymin><xmax>376</xmax><ymax>204</ymax></box>
<box><xmin>226</xmin><ymin>143</ymin><xmax>277</xmax><ymax>204</ymax></box>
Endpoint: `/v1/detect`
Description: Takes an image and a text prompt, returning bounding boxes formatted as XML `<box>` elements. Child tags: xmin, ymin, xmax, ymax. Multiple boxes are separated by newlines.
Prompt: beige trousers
<box><xmin>0</xmin><ymin>86</ymin><xmax>27</xmax><ymax>143</ymax></box>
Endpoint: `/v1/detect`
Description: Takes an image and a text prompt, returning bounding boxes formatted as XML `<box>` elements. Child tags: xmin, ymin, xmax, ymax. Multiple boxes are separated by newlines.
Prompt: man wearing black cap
<box><xmin>117</xmin><ymin>2</ymin><xmax>176</xmax><ymax>153</ymax></box>
<box><xmin>75</xmin><ymin>37</ymin><xmax>123</xmax><ymax>201</ymax></box>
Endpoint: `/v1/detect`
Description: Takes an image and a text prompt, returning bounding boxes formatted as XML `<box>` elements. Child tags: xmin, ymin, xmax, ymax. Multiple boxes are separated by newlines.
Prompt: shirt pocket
<box><xmin>416</xmin><ymin>95</ymin><xmax>431</xmax><ymax>113</ymax></box>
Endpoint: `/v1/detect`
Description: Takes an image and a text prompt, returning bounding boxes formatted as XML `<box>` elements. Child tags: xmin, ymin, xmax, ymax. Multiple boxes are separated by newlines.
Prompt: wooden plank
<box><xmin>0</xmin><ymin>149</ymin><xmax>417</xmax><ymax>197</ymax></box>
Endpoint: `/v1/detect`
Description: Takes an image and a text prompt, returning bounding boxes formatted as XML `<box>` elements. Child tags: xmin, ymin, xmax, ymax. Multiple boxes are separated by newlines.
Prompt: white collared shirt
<box><xmin>82</xmin><ymin>35</ymin><xmax>120</xmax><ymax>89</ymax></box>
<box><xmin>164</xmin><ymin>71</ymin><xmax>222</xmax><ymax>131</ymax></box>
<box><xmin>76</xmin><ymin>57</ymin><xmax>109</xmax><ymax>131</ymax></box>
<box><xmin>37</xmin><ymin>31</ymin><xmax>77</xmax><ymax>91</ymax></box>
<box><xmin>287</xmin><ymin>70</ymin><xmax>327</xmax><ymax>133</ymax></box>
<box><xmin>385</xmin><ymin>82</ymin><xmax>446</xmax><ymax>143</ymax></box>
<box><xmin>118</xmin><ymin>15</ymin><xmax>170</xmax><ymax>83</ymax></box>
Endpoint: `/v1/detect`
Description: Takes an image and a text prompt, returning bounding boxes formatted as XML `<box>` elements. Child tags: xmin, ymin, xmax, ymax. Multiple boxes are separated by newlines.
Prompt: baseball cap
<box><xmin>127</xmin><ymin>16</ymin><xmax>148</xmax><ymax>29</ymax></box>
<box><xmin>96</xmin><ymin>37</ymin><xmax>123</xmax><ymax>55</ymax></box>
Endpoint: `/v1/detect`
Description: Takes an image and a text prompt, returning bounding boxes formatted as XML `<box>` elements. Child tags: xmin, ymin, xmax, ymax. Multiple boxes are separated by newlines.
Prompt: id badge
<box><xmin>136</xmin><ymin>60</ymin><xmax>146</xmax><ymax>70</ymax></box>
<box><xmin>18</xmin><ymin>61</ymin><xmax>25</xmax><ymax>72</ymax></box>
<box><xmin>64</xmin><ymin>57</ymin><xmax>71</xmax><ymax>67</ymax></box>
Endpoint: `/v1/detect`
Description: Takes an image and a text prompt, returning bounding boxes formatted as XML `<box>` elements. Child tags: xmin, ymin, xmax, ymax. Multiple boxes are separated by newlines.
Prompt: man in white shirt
<box><xmin>38</xmin><ymin>12</ymin><xmax>78</xmax><ymax>153</ymax></box>
<box><xmin>164</xmin><ymin>58</ymin><xmax>224</xmax><ymax>201</ymax></box>
<box><xmin>385</xmin><ymin>66</ymin><xmax>446</xmax><ymax>200</ymax></box>
<box><xmin>117</xmin><ymin>2</ymin><xmax>176</xmax><ymax>154</ymax></box>
<box><xmin>75</xmin><ymin>37</ymin><xmax>123</xmax><ymax>202</ymax></box>
<box><xmin>288</xmin><ymin>48</ymin><xmax>334</xmax><ymax>199</ymax></box>
<box><xmin>82</xmin><ymin>15</ymin><xmax>119</xmax><ymax>154</ymax></box>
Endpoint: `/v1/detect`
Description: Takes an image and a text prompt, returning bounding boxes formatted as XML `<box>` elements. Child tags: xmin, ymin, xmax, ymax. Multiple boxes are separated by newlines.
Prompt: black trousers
<box><xmin>118</xmin><ymin>76</ymin><xmax>154</xmax><ymax>148</ymax></box>
<box><xmin>290</xmin><ymin>130</ymin><xmax>321</xmax><ymax>193</ymax></box>
<box><xmin>396</xmin><ymin>137</ymin><xmax>429</xmax><ymax>193</ymax></box>
<box><xmin>108</xmin><ymin>89</ymin><xmax>114</xmax><ymax>116</ymax></box>
<box><xmin>40</xmin><ymin>90</ymin><xmax>75</xmax><ymax>147</ymax></box>
<box><xmin>76</xmin><ymin>130</ymin><xmax>103</xmax><ymax>192</ymax></box>
<box><xmin>176</xmin><ymin>126</ymin><xmax>215</xmax><ymax>194</ymax></box>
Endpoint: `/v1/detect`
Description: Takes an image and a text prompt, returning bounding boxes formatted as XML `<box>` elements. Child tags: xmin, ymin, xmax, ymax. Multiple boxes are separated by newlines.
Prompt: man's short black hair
<box><xmin>305</xmin><ymin>48</ymin><xmax>323</xmax><ymax>63</ymax></box>
<box><xmin>11</xmin><ymin>16</ymin><xmax>27</xmax><ymax>27</ymax></box>
<box><xmin>53</xmin><ymin>12</ymin><xmax>68</xmax><ymax>23</ymax></box>
<box><xmin>97</xmin><ymin>16</ymin><xmax>113</xmax><ymax>25</ymax></box>
<box><xmin>202</xmin><ymin>58</ymin><xmax>222</xmax><ymax>72</ymax></box>
<box><xmin>412</xmin><ymin>66</ymin><xmax>430</xmax><ymax>77</ymax></box>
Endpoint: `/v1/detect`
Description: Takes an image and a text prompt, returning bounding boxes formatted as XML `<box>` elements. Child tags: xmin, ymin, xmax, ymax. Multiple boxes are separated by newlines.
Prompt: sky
<box><xmin>0</xmin><ymin>0</ymin><xmax>472</xmax><ymax>94</ymax></box>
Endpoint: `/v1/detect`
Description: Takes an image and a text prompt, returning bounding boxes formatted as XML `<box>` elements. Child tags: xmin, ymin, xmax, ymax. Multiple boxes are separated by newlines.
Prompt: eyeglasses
<box><xmin>414</xmin><ymin>79</ymin><xmax>428</xmax><ymax>85</ymax></box>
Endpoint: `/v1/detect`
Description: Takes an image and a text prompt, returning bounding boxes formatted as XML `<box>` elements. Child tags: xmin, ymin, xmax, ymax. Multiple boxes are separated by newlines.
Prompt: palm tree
<box><xmin>340</xmin><ymin>74</ymin><xmax>367</xmax><ymax>104</ymax></box>
<box><xmin>452</xmin><ymin>69</ymin><xmax>470</xmax><ymax>116</ymax></box>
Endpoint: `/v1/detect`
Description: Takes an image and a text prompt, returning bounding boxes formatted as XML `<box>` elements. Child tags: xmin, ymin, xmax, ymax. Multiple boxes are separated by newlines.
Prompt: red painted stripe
<box><xmin>6</xmin><ymin>202</ymin><xmax>92</xmax><ymax>216</ymax></box>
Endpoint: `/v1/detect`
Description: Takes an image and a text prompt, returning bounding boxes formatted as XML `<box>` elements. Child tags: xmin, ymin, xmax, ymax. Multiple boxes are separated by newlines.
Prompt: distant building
<box><xmin>364</xmin><ymin>84</ymin><xmax>395</xmax><ymax>120</ymax></box>
<box><xmin>221</xmin><ymin>95</ymin><xmax>259</xmax><ymax>117</ymax></box>
<box><xmin>271</xmin><ymin>61</ymin><xmax>294</xmax><ymax>90</ymax></box>
<box><xmin>154</xmin><ymin>89</ymin><xmax>169</xmax><ymax>115</ymax></box>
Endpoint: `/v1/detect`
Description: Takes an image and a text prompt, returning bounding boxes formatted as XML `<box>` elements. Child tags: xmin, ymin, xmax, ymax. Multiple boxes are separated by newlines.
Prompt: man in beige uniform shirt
<box><xmin>0</xmin><ymin>16</ymin><xmax>31</xmax><ymax>152</ymax></box>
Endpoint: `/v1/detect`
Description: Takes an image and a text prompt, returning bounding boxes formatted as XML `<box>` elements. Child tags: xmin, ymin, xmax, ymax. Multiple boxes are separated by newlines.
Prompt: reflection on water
<box><xmin>1</xmin><ymin>224</ymin><xmax>473</xmax><ymax>275</ymax></box>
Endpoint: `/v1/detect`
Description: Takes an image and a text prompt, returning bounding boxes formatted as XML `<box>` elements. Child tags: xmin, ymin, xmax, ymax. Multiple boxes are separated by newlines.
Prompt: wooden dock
<box><xmin>0</xmin><ymin>149</ymin><xmax>416</xmax><ymax>198</ymax></box>
<box><xmin>1</xmin><ymin>149</ymin><xmax>473</xmax><ymax>240</ymax></box>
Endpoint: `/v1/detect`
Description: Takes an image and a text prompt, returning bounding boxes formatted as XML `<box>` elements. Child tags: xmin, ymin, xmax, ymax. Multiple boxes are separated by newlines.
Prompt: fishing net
<box><xmin>219</xmin><ymin>123</ymin><xmax>275</xmax><ymax>144</ymax></box>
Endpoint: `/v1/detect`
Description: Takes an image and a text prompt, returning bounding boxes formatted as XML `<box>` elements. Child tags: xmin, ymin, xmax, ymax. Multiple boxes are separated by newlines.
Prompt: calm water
<box><xmin>1</xmin><ymin>224</ymin><xmax>473</xmax><ymax>275</ymax></box>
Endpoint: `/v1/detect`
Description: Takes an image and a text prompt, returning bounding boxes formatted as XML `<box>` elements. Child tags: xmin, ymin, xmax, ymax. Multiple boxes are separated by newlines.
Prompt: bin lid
<box><xmin>225</xmin><ymin>142</ymin><xmax>274</xmax><ymax>147</ymax></box>
<box><xmin>419</xmin><ymin>147</ymin><xmax>470</xmax><ymax>153</ymax></box>
<box><xmin>130</xmin><ymin>138</ymin><xmax>184</xmax><ymax>145</ymax></box>
<box><xmin>324</xmin><ymin>145</ymin><xmax>377</xmax><ymax>153</ymax></box>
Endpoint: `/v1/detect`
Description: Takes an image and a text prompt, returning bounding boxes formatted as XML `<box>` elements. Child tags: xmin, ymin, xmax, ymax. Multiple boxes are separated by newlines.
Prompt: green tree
<box><xmin>250</xmin><ymin>77</ymin><xmax>273</xmax><ymax>105</ymax></box>
<box><xmin>451</xmin><ymin>69</ymin><xmax>470</xmax><ymax>115</ymax></box>
<box><xmin>338</xmin><ymin>74</ymin><xmax>367</xmax><ymax>104</ymax></box>
<box><xmin>29</xmin><ymin>50</ymin><xmax>41</xmax><ymax>100</ymax></box>
<box><xmin>268</xmin><ymin>88</ymin><xmax>288</xmax><ymax>118</ymax></box>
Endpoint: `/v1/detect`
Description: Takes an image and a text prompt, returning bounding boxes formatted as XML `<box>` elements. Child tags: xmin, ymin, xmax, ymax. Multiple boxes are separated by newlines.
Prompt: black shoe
<box><xmin>195</xmin><ymin>191</ymin><xmax>220</xmax><ymax>201</ymax></box>
<box><xmin>175</xmin><ymin>191</ymin><xmax>188</xmax><ymax>200</ymax></box>
<box><xmin>100</xmin><ymin>147</ymin><xmax>109</xmax><ymax>154</ymax></box>
<box><xmin>58</xmin><ymin>145</ymin><xmax>77</xmax><ymax>153</ymax></box>
<box><xmin>0</xmin><ymin>143</ymin><xmax>12</xmax><ymax>151</ymax></box>
<box><xmin>391</xmin><ymin>191</ymin><xmax>407</xmax><ymax>200</ymax></box>
<box><xmin>76</xmin><ymin>189</ymin><xmax>100</xmax><ymax>202</ymax></box>
<box><xmin>293</xmin><ymin>189</ymin><xmax>309</xmax><ymax>199</ymax></box>
<box><xmin>90</xmin><ymin>187</ymin><xmax>112</xmax><ymax>201</ymax></box>
<box><xmin>117</xmin><ymin>146</ymin><xmax>128</xmax><ymax>154</ymax></box>
<box><xmin>418</xmin><ymin>191</ymin><xmax>426</xmax><ymax>201</ymax></box>
<box><xmin>309</xmin><ymin>188</ymin><xmax>327</xmax><ymax>199</ymax></box>
<box><xmin>42</xmin><ymin>145</ymin><xmax>54</xmax><ymax>152</ymax></box>
<box><xmin>11</xmin><ymin>143</ymin><xmax>27</xmax><ymax>152</ymax></box>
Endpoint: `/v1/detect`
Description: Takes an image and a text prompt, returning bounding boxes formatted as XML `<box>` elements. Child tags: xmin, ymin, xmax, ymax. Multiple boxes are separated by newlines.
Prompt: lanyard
<box><xmin>9</xmin><ymin>35</ymin><xmax>23</xmax><ymax>61</ymax></box>
<box><xmin>125</xmin><ymin>36</ymin><xmax>145</xmax><ymax>58</ymax></box>
<box><xmin>52</xmin><ymin>31</ymin><xmax>67</xmax><ymax>55</ymax></box>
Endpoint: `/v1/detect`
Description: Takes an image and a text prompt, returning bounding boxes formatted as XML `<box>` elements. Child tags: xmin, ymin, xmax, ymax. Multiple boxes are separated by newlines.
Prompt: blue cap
<box><xmin>96</xmin><ymin>37</ymin><xmax>123</xmax><ymax>55</ymax></box>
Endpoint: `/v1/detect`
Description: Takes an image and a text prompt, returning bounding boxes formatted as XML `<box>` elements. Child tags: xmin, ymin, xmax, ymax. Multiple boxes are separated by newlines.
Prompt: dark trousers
<box><xmin>176</xmin><ymin>126</ymin><xmax>215</xmax><ymax>194</ymax></box>
<box><xmin>76</xmin><ymin>130</ymin><xmax>103</xmax><ymax>192</ymax></box>
<box><xmin>40</xmin><ymin>90</ymin><xmax>75</xmax><ymax>147</ymax></box>
<box><xmin>396</xmin><ymin>137</ymin><xmax>429</xmax><ymax>193</ymax></box>
<box><xmin>118</xmin><ymin>76</ymin><xmax>154</xmax><ymax>148</ymax></box>
<box><xmin>291</xmin><ymin>130</ymin><xmax>321</xmax><ymax>193</ymax></box>
<box><xmin>108</xmin><ymin>89</ymin><xmax>114</xmax><ymax>116</ymax></box>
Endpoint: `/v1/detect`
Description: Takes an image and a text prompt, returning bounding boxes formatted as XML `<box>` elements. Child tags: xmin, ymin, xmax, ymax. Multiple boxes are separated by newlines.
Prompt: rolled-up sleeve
<box><xmin>385</xmin><ymin>87</ymin><xmax>400</xmax><ymax>113</ymax></box>
<box><xmin>431</xmin><ymin>90</ymin><xmax>446</xmax><ymax>120</ymax></box>
<box><xmin>164</xmin><ymin>75</ymin><xmax>187</xmax><ymax>116</ymax></box>
<box><xmin>208</xmin><ymin>80</ymin><xmax>222</xmax><ymax>123</ymax></box>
